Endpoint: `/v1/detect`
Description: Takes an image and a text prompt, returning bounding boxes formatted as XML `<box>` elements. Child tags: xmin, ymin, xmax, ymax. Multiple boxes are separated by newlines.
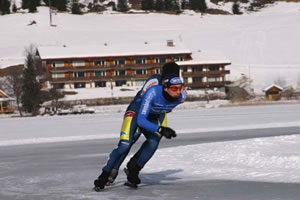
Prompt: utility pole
<box><xmin>49</xmin><ymin>0</ymin><xmax>52</xmax><ymax>26</ymax></box>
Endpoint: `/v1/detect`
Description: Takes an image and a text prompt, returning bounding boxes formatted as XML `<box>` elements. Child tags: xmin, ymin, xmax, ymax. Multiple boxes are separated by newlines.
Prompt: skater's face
<box><xmin>164</xmin><ymin>84</ymin><xmax>182</xmax><ymax>98</ymax></box>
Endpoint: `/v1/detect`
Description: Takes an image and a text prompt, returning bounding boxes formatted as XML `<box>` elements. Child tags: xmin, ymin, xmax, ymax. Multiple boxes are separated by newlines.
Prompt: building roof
<box><xmin>0</xmin><ymin>89</ymin><xmax>9</xmax><ymax>98</ymax></box>
<box><xmin>263</xmin><ymin>84</ymin><xmax>283</xmax><ymax>92</ymax></box>
<box><xmin>176</xmin><ymin>50</ymin><xmax>231</xmax><ymax>66</ymax></box>
<box><xmin>0</xmin><ymin>89</ymin><xmax>14</xmax><ymax>101</ymax></box>
<box><xmin>38</xmin><ymin>40</ymin><xmax>192</xmax><ymax>60</ymax></box>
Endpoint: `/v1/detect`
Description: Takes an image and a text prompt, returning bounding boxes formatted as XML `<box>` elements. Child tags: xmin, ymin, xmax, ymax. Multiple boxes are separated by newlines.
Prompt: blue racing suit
<box><xmin>103</xmin><ymin>75</ymin><xmax>186</xmax><ymax>172</ymax></box>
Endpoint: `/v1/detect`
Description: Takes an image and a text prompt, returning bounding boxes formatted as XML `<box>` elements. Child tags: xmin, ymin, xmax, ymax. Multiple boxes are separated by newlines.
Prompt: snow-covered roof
<box><xmin>0</xmin><ymin>89</ymin><xmax>9</xmax><ymax>98</ymax></box>
<box><xmin>0</xmin><ymin>89</ymin><xmax>14</xmax><ymax>101</ymax></box>
<box><xmin>38</xmin><ymin>41</ymin><xmax>192</xmax><ymax>60</ymax></box>
<box><xmin>263</xmin><ymin>83</ymin><xmax>283</xmax><ymax>92</ymax></box>
<box><xmin>176</xmin><ymin>50</ymin><xmax>231</xmax><ymax>66</ymax></box>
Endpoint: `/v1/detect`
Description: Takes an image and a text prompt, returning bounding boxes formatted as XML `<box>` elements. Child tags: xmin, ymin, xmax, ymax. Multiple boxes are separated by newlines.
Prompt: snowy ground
<box><xmin>1</xmin><ymin>2</ymin><xmax>300</xmax><ymax>92</ymax></box>
<box><xmin>1</xmin><ymin>103</ymin><xmax>300</xmax><ymax>197</ymax></box>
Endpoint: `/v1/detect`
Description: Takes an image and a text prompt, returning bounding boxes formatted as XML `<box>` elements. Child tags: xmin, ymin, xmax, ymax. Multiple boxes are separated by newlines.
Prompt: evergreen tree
<box><xmin>21</xmin><ymin>47</ymin><xmax>42</xmax><ymax>116</ymax></box>
<box><xmin>12</xmin><ymin>2</ymin><xmax>17</xmax><ymax>12</ymax></box>
<box><xmin>189</xmin><ymin>0</ymin><xmax>207</xmax><ymax>12</ymax></box>
<box><xmin>56</xmin><ymin>0</ymin><xmax>68</xmax><ymax>11</ymax></box>
<box><xmin>141</xmin><ymin>0</ymin><xmax>154</xmax><ymax>10</ymax></box>
<box><xmin>154</xmin><ymin>0</ymin><xmax>164</xmax><ymax>11</ymax></box>
<box><xmin>28</xmin><ymin>0</ymin><xmax>38</xmax><ymax>13</ymax></box>
<box><xmin>71</xmin><ymin>0</ymin><xmax>81</xmax><ymax>14</ymax></box>
<box><xmin>181</xmin><ymin>0</ymin><xmax>188</xmax><ymax>10</ymax></box>
<box><xmin>44</xmin><ymin>0</ymin><xmax>68</xmax><ymax>11</ymax></box>
<box><xmin>164</xmin><ymin>0</ymin><xmax>174</xmax><ymax>10</ymax></box>
<box><xmin>117</xmin><ymin>0</ymin><xmax>128</xmax><ymax>12</ymax></box>
<box><xmin>174</xmin><ymin>0</ymin><xmax>180</xmax><ymax>11</ymax></box>
<box><xmin>199</xmin><ymin>0</ymin><xmax>207</xmax><ymax>12</ymax></box>
<box><xmin>0</xmin><ymin>0</ymin><xmax>11</xmax><ymax>15</ymax></box>
<box><xmin>232</xmin><ymin>2</ymin><xmax>241</xmax><ymax>15</ymax></box>
<box><xmin>22</xmin><ymin>0</ymin><xmax>29</xmax><ymax>9</ymax></box>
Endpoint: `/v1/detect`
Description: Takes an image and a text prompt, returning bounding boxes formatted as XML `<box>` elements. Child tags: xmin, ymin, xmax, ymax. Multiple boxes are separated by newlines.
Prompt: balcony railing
<box><xmin>182</xmin><ymin>70</ymin><xmax>230</xmax><ymax>77</ymax></box>
<box><xmin>49</xmin><ymin>63</ymin><xmax>164</xmax><ymax>72</ymax></box>
<box><xmin>184</xmin><ymin>81</ymin><xmax>231</xmax><ymax>89</ymax></box>
<box><xmin>49</xmin><ymin>74</ymin><xmax>150</xmax><ymax>83</ymax></box>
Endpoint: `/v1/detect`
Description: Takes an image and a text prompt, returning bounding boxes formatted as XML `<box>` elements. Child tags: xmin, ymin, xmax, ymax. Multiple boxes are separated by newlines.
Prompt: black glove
<box><xmin>158</xmin><ymin>126</ymin><xmax>177</xmax><ymax>139</ymax></box>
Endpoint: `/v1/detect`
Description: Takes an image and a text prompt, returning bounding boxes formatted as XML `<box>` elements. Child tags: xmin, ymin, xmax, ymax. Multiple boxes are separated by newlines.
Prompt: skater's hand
<box><xmin>158</xmin><ymin>126</ymin><xmax>177</xmax><ymax>139</ymax></box>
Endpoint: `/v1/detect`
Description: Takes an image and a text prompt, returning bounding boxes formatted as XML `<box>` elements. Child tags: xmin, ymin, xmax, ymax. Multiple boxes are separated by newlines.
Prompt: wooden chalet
<box><xmin>263</xmin><ymin>84</ymin><xmax>283</xmax><ymax>100</ymax></box>
<box><xmin>0</xmin><ymin>89</ymin><xmax>15</xmax><ymax>114</ymax></box>
<box><xmin>37</xmin><ymin>40</ymin><xmax>231</xmax><ymax>90</ymax></box>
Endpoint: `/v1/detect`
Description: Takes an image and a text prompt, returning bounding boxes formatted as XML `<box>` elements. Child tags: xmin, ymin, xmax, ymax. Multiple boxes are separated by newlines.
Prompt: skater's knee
<box><xmin>117</xmin><ymin>140</ymin><xmax>131</xmax><ymax>154</ymax></box>
<box><xmin>147</xmin><ymin>139</ymin><xmax>159</xmax><ymax>149</ymax></box>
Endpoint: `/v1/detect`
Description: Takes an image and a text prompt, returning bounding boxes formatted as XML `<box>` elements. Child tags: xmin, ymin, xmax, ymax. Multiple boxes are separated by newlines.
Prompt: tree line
<box><xmin>0</xmin><ymin>0</ymin><xmax>208</xmax><ymax>15</ymax></box>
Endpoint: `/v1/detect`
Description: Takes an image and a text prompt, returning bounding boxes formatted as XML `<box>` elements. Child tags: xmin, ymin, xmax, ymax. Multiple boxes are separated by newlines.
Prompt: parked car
<box><xmin>71</xmin><ymin>105</ymin><xmax>95</xmax><ymax>114</ymax></box>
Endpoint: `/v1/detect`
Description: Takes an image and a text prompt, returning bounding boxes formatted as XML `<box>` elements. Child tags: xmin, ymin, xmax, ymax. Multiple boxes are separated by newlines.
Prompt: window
<box><xmin>94</xmin><ymin>60</ymin><xmax>105</xmax><ymax>66</ymax></box>
<box><xmin>193</xmin><ymin>77</ymin><xmax>203</xmax><ymax>83</ymax></box>
<box><xmin>155</xmin><ymin>57</ymin><xmax>166</xmax><ymax>63</ymax></box>
<box><xmin>72</xmin><ymin>60</ymin><xmax>85</xmax><ymax>67</ymax></box>
<box><xmin>135</xmin><ymin>58</ymin><xmax>147</xmax><ymax>64</ymax></box>
<box><xmin>52</xmin><ymin>72</ymin><xmax>65</xmax><ymax>78</ymax></box>
<box><xmin>172</xmin><ymin>57</ymin><xmax>183</xmax><ymax>62</ymax></box>
<box><xmin>155</xmin><ymin>68</ymin><xmax>161</xmax><ymax>74</ymax></box>
<box><xmin>136</xmin><ymin>69</ymin><xmax>147</xmax><ymax>75</ymax></box>
<box><xmin>208</xmin><ymin>77</ymin><xmax>221</xmax><ymax>82</ymax></box>
<box><xmin>52</xmin><ymin>61</ymin><xmax>64</xmax><ymax>68</ymax></box>
<box><xmin>115</xmin><ymin>80</ymin><xmax>127</xmax><ymax>86</ymax></box>
<box><xmin>74</xmin><ymin>72</ymin><xmax>85</xmax><ymax>78</ymax></box>
<box><xmin>208</xmin><ymin>66</ymin><xmax>220</xmax><ymax>71</ymax></box>
<box><xmin>116</xmin><ymin>70</ymin><xmax>126</xmax><ymax>76</ymax></box>
<box><xmin>182</xmin><ymin>67</ymin><xmax>188</xmax><ymax>72</ymax></box>
<box><xmin>114</xmin><ymin>59</ymin><xmax>125</xmax><ymax>65</ymax></box>
<box><xmin>95</xmin><ymin>81</ymin><xmax>106</xmax><ymax>87</ymax></box>
<box><xmin>192</xmin><ymin>67</ymin><xmax>203</xmax><ymax>72</ymax></box>
<box><xmin>95</xmin><ymin>71</ymin><xmax>106</xmax><ymax>77</ymax></box>
<box><xmin>74</xmin><ymin>82</ymin><xmax>86</xmax><ymax>88</ymax></box>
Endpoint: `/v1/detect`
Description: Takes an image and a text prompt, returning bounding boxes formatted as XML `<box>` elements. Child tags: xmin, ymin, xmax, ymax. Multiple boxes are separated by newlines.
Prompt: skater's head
<box><xmin>162</xmin><ymin>73</ymin><xmax>183</xmax><ymax>100</ymax></box>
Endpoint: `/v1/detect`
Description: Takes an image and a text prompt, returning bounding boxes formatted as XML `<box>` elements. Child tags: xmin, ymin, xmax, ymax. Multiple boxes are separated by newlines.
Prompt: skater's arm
<box><xmin>137</xmin><ymin>88</ymin><xmax>160</xmax><ymax>133</ymax></box>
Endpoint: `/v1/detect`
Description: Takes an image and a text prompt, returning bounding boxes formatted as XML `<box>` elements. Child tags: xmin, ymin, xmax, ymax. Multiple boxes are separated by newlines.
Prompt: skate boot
<box><xmin>93</xmin><ymin>170</ymin><xmax>110</xmax><ymax>191</ymax></box>
<box><xmin>106</xmin><ymin>168</ymin><xmax>119</xmax><ymax>186</ymax></box>
<box><xmin>124</xmin><ymin>157</ymin><xmax>142</xmax><ymax>188</ymax></box>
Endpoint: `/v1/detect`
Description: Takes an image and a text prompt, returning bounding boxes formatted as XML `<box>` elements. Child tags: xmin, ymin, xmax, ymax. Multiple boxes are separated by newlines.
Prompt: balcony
<box><xmin>49</xmin><ymin>63</ymin><xmax>164</xmax><ymax>72</ymax></box>
<box><xmin>184</xmin><ymin>81</ymin><xmax>232</xmax><ymax>89</ymax></box>
<box><xmin>182</xmin><ymin>70</ymin><xmax>230</xmax><ymax>77</ymax></box>
<box><xmin>49</xmin><ymin>74</ymin><xmax>150</xmax><ymax>83</ymax></box>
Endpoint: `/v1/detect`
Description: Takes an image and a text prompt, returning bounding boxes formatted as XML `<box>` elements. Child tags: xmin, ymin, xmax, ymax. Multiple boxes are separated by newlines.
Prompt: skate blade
<box><xmin>93</xmin><ymin>186</ymin><xmax>103</xmax><ymax>192</ymax></box>
<box><xmin>124</xmin><ymin>181</ymin><xmax>138</xmax><ymax>188</ymax></box>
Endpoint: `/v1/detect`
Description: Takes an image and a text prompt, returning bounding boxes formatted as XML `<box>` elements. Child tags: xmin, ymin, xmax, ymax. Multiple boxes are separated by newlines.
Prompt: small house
<box><xmin>263</xmin><ymin>84</ymin><xmax>283</xmax><ymax>101</ymax></box>
<box><xmin>0</xmin><ymin>89</ymin><xmax>16</xmax><ymax>114</ymax></box>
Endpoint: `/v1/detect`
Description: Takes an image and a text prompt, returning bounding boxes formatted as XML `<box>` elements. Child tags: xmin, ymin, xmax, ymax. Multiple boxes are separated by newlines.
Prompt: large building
<box><xmin>37</xmin><ymin>40</ymin><xmax>231</xmax><ymax>89</ymax></box>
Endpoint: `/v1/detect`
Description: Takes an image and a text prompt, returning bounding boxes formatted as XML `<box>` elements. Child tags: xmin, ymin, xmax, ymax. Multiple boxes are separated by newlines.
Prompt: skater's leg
<box><xmin>113</xmin><ymin>129</ymin><xmax>142</xmax><ymax>170</ymax></box>
<box><xmin>94</xmin><ymin>111</ymin><xmax>138</xmax><ymax>189</ymax></box>
<box><xmin>125</xmin><ymin>114</ymin><xmax>166</xmax><ymax>186</ymax></box>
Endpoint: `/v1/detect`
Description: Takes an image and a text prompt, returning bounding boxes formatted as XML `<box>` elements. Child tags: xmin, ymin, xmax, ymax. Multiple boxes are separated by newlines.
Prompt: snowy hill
<box><xmin>0</xmin><ymin>2</ymin><xmax>300</xmax><ymax>93</ymax></box>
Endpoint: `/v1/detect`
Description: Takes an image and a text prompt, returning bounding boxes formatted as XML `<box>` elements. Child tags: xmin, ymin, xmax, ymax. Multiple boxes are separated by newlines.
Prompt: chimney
<box><xmin>167</xmin><ymin>40</ymin><xmax>174</xmax><ymax>47</ymax></box>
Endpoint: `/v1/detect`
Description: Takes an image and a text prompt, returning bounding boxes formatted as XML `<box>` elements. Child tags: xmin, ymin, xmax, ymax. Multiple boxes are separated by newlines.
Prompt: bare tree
<box><xmin>6</xmin><ymin>69</ymin><xmax>24</xmax><ymax>116</ymax></box>
<box><xmin>274</xmin><ymin>77</ymin><xmax>287</xmax><ymax>88</ymax></box>
<box><xmin>49</xmin><ymin>85</ymin><xmax>64</xmax><ymax>113</ymax></box>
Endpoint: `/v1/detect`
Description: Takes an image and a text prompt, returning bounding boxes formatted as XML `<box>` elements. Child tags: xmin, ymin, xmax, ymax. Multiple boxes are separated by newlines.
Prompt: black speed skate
<box><xmin>93</xmin><ymin>170</ymin><xmax>110</xmax><ymax>192</ymax></box>
<box><xmin>124</xmin><ymin>168</ymin><xmax>138</xmax><ymax>188</ymax></box>
<box><xmin>124</xmin><ymin>158</ymin><xmax>142</xmax><ymax>188</ymax></box>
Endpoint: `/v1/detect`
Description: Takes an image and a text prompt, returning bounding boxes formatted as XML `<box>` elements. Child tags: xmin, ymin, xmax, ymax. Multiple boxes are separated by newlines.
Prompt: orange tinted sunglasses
<box><xmin>169</xmin><ymin>85</ymin><xmax>183</xmax><ymax>92</ymax></box>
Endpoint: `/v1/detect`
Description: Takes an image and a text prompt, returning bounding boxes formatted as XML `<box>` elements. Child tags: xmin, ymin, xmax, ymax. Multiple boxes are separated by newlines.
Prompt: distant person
<box><xmin>94</xmin><ymin>62</ymin><xmax>186</xmax><ymax>191</ymax></box>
